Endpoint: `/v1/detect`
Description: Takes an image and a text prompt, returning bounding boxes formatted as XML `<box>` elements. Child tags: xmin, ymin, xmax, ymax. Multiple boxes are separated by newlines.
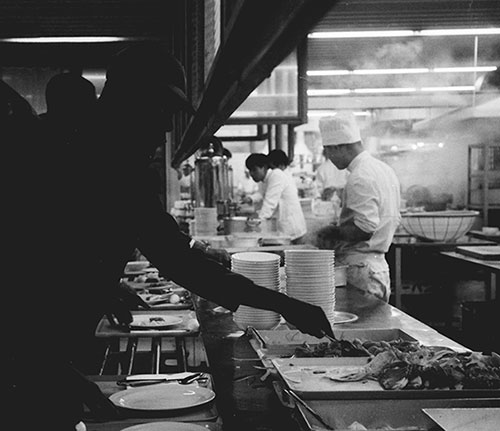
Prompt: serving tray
<box><xmin>456</xmin><ymin>245</ymin><xmax>500</xmax><ymax>260</ymax></box>
<box><xmin>292</xmin><ymin>393</ymin><xmax>500</xmax><ymax>431</ymax></box>
<box><xmin>251</xmin><ymin>328</ymin><xmax>417</xmax><ymax>358</ymax></box>
<box><xmin>271</xmin><ymin>356</ymin><xmax>500</xmax><ymax>400</ymax></box>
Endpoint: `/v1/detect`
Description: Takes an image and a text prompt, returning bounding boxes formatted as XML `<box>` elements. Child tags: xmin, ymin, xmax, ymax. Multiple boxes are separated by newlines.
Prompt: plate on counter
<box><xmin>120</xmin><ymin>422</ymin><xmax>210</xmax><ymax>431</ymax></box>
<box><xmin>110</xmin><ymin>383</ymin><xmax>215</xmax><ymax>411</ymax></box>
<box><xmin>333</xmin><ymin>311</ymin><xmax>358</xmax><ymax>324</ymax></box>
<box><xmin>129</xmin><ymin>314</ymin><xmax>183</xmax><ymax>330</ymax></box>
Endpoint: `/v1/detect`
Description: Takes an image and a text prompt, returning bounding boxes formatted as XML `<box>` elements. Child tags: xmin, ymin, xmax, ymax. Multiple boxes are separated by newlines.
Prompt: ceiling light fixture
<box><xmin>307</xmin><ymin>110</ymin><xmax>371</xmax><ymax>117</ymax></box>
<box><xmin>421</xmin><ymin>85</ymin><xmax>476</xmax><ymax>92</ymax></box>
<box><xmin>308</xmin><ymin>86</ymin><xmax>478</xmax><ymax>96</ymax></box>
<box><xmin>307</xmin><ymin>66</ymin><xmax>497</xmax><ymax>76</ymax></box>
<box><xmin>433</xmin><ymin>66</ymin><xmax>497</xmax><ymax>73</ymax></box>
<box><xmin>307</xmin><ymin>89</ymin><xmax>352</xmax><ymax>96</ymax></box>
<box><xmin>1</xmin><ymin>36</ymin><xmax>129</xmax><ymax>43</ymax></box>
<box><xmin>353</xmin><ymin>87</ymin><xmax>417</xmax><ymax>94</ymax></box>
<box><xmin>308</xmin><ymin>28</ymin><xmax>500</xmax><ymax>39</ymax></box>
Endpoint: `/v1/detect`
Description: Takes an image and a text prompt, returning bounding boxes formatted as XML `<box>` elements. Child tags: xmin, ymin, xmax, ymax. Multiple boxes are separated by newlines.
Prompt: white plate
<box><xmin>110</xmin><ymin>383</ymin><xmax>215</xmax><ymax>411</ymax></box>
<box><xmin>129</xmin><ymin>314</ymin><xmax>183</xmax><ymax>330</ymax></box>
<box><xmin>232</xmin><ymin>252</ymin><xmax>281</xmax><ymax>262</ymax></box>
<box><xmin>120</xmin><ymin>422</ymin><xmax>210</xmax><ymax>431</ymax></box>
<box><xmin>333</xmin><ymin>311</ymin><xmax>358</xmax><ymax>324</ymax></box>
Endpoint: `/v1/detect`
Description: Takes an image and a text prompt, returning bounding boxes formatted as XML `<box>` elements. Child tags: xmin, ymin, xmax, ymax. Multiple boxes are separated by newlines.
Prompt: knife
<box><xmin>117</xmin><ymin>372</ymin><xmax>204</xmax><ymax>387</ymax></box>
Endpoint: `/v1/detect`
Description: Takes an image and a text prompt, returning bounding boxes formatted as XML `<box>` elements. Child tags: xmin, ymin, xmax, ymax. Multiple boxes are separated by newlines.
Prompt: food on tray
<box><xmin>326</xmin><ymin>343</ymin><xmax>500</xmax><ymax>390</ymax></box>
<box><xmin>169</xmin><ymin>293</ymin><xmax>181</xmax><ymax>304</ymax></box>
<box><xmin>294</xmin><ymin>339</ymin><xmax>372</xmax><ymax>358</ymax></box>
<box><xmin>294</xmin><ymin>338</ymin><xmax>437</xmax><ymax>358</ymax></box>
<box><xmin>139</xmin><ymin>289</ymin><xmax>189</xmax><ymax>306</ymax></box>
<box><xmin>133</xmin><ymin>316</ymin><xmax>168</xmax><ymax>327</ymax></box>
<box><xmin>132</xmin><ymin>274</ymin><xmax>162</xmax><ymax>283</ymax></box>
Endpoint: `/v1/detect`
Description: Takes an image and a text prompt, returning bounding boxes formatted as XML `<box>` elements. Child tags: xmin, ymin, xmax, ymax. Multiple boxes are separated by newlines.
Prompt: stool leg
<box><xmin>176</xmin><ymin>338</ymin><xmax>188</xmax><ymax>371</ymax></box>
<box><xmin>99</xmin><ymin>343</ymin><xmax>112</xmax><ymax>375</ymax></box>
<box><xmin>152</xmin><ymin>337</ymin><xmax>162</xmax><ymax>373</ymax></box>
<box><xmin>126</xmin><ymin>338</ymin><xmax>138</xmax><ymax>375</ymax></box>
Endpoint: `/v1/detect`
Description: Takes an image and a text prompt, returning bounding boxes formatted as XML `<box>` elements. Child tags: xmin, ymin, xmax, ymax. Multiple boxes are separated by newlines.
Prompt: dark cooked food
<box><xmin>378</xmin><ymin>361</ymin><xmax>411</xmax><ymax>390</ymax></box>
<box><xmin>309</xmin><ymin>338</ymin><xmax>500</xmax><ymax>391</ymax></box>
<box><xmin>294</xmin><ymin>338</ymin><xmax>371</xmax><ymax>358</ymax></box>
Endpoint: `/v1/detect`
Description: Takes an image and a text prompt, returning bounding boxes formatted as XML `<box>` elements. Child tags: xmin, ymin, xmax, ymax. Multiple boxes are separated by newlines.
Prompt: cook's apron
<box><xmin>337</xmin><ymin>252</ymin><xmax>391</xmax><ymax>302</ymax></box>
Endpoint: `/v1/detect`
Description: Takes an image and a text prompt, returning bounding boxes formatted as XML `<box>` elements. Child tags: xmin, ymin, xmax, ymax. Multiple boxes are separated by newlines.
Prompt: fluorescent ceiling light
<box><xmin>421</xmin><ymin>85</ymin><xmax>476</xmax><ymax>92</ymax></box>
<box><xmin>433</xmin><ymin>66</ymin><xmax>497</xmax><ymax>73</ymax></box>
<box><xmin>354</xmin><ymin>87</ymin><xmax>417</xmax><ymax>94</ymax></box>
<box><xmin>308</xmin><ymin>110</ymin><xmax>371</xmax><ymax>117</ymax></box>
<box><xmin>307</xmin><ymin>89</ymin><xmax>351</xmax><ymax>96</ymax></box>
<box><xmin>2</xmin><ymin>36</ymin><xmax>128</xmax><ymax>43</ymax></box>
<box><xmin>307</xmin><ymin>66</ymin><xmax>497</xmax><ymax>76</ymax></box>
<box><xmin>421</xmin><ymin>28</ymin><xmax>500</xmax><ymax>36</ymax></box>
<box><xmin>353</xmin><ymin>68</ymin><xmax>430</xmax><ymax>75</ymax></box>
<box><xmin>308</xmin><ymin>28</ymin><xmax>500</xmax><ymax>39</ymax></box>
<box><xmin>308</xmin><ymin>86</ymin><xmax>477</xmax><ymax>96</ymax></box>
<box><xmin>307</xmin><ymin>70</ymin><xmax>350</xmax><ymax>76</ymax></box>
<box><xmin>309</xmin><ymin>30</ymin><xmax>415</xmax><ymax>38</ymax></box>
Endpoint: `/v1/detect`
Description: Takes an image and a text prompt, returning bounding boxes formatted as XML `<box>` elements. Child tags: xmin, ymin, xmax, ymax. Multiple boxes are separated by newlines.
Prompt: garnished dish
<box><xmin>129</xmin><ymin>314</ymin><xmax>183</xmax><ymax>330</ymax></box>
<box><xmin>332</xmin><ymin>343</ymin><xmax>500</xmax><ymax>390</ymax></box>
<box><xmin>294</xmin><ymin>338</ymin><xmax>421</xmax><ymax>358</ymax></box>
<box><xmin>292</xmin><ymin>339</ymin><xmax>500</xmax><ymax>390</ymax></box>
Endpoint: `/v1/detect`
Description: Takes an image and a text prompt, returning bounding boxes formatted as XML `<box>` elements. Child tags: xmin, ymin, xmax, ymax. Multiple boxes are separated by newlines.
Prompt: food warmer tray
<box><xmin>271</xmin><ymin>356</ymin><xmax>500</xmax><ymax>400</ymax></box>
<box><xmin>250</xmin><ymin>327</ymin><xmax>418</xmax><ymax>358</ymax></box>
<box><xmin>288</xmin><ymin>388</ymin><xmax>500</xmax><ymax>431</ymax></box>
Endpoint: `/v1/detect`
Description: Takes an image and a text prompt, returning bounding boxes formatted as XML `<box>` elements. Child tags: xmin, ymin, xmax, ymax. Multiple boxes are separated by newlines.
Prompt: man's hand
<box><xmin>108</xmin><ymin>281</ymin><xmax>150</xmax><ymax>325</ymax></box>
<box><xmin>315</xmin><ymin>224</ymin><xmax>339</xmax><ymax>249</ymax></box>
<box><xmin>205</xmin><ymin>246</ymin><xmax>231</xmax><ymax>268</ymax></box>
<box><xmin>321</xmin><ymin>187</ymin><xmax>336</xmax><ymax>201</ymax></box>
<box><xmin>280</xmin><ymin>296</ymin><xmax>334</xmax><ymax>338</ymax></box>
<box><xmin>68</xmin><ymin>365</ymin><xmax>121</xmax><ymax>421</ymax></box>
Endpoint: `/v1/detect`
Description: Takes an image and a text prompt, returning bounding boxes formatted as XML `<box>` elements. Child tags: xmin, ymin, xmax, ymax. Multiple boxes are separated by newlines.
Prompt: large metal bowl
<box><xmin>400</xmin><ymin>210</ymin><xmax>479</xmax><ymax>242</ymax></box>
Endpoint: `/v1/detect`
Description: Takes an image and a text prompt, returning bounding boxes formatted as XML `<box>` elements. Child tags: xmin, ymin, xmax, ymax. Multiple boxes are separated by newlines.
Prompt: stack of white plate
<box><xmin>193</xmin><ymin>207</ymin><xmax>218</xmax><ymax>236</ymax></box>
<box><xmin>284</xmin><ymin>249</ymin><xmax>336</xmax><ymax>324</ymax></box>
<box><xmin>231</xmin><ymin>252</ymin><xmax>281</xmax><ymax>330</ymax></box>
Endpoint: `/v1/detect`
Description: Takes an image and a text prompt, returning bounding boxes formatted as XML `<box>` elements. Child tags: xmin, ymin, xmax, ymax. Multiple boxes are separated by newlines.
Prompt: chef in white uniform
<box><xmin>316</xmin><ymin>113</ymin><xmax>401</xmax><ymax>302</ymax></box>
<box><xmin>245</xmin><ymin>153</ymin><xmax>307</xmax><ymax>243</ymax></box>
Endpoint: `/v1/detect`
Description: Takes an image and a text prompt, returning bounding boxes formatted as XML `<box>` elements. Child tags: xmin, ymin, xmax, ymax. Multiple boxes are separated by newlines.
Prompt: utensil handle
<box><xmin>248</xmin><ymin>326</ymin><xmax>267</xmax><ymax>348</ymax></box>
<box><xmin>283</xmin><ymin>388</ymin><xmax>334</xmax><ymax>430</ymax></box>
<box><xmin>320</xmin><ymin>330</ymin><xmax>337</xmax><ymax>342</ymax></box>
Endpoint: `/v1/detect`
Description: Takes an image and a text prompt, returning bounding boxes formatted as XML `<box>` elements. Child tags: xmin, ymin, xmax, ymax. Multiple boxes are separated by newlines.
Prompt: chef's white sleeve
<box><xmin>344</xmin><ymin>176</ymin><xmax>379</xmax><ymax>233</ymax></box>
<box><xmin>258</xmin><ymin>172</ymin><xmax>286</xmax><ymax>219</ymax></box>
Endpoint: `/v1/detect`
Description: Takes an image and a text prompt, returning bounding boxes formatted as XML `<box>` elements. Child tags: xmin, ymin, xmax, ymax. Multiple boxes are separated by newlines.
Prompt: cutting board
<box><xmin>456</xmin><ymin>245</ymin><xmax>500</xmax><ymax>260</ymax></box>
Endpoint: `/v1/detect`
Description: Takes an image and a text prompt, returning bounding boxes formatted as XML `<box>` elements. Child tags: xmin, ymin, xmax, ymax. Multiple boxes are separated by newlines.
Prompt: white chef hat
<box><xmin>319</xmin><ymin>112</ymin><xmax>361</xmax><ymax>146</ymax></box>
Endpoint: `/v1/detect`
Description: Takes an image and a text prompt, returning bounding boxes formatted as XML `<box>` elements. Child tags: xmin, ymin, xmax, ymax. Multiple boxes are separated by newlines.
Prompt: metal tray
<box><xmin>293</xmin><ymin>394</ymin><xmax>500</xmax><ymax>431</ymax></box>
<box><xmin>271</xmin><ymin>357</ymin><xmax>500</xmax><ymax>400</ymax></box>
<box><xmin>456</xmin><ymin>245</ymin><xmax>500</xmax><ymax>260</ymax></box>
<box><xmin>251</xmin><ymin>327</ymin><xmax>417</xmax><ymax>358</ymax></box>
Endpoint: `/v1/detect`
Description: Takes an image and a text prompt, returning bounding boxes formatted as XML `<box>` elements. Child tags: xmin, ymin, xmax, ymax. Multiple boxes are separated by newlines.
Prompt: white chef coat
<box><xmin>334</xmin><ymin>151</ymin><xmax>401</xmax><ymax>301</ymax></box>
<box><xmin>258</xmin><ymin>168</ymin><xmax>307</xmax><ymax>240</ymax></box>
<box><xmin>315</xmin><ymin>159</ymin><xmax>348</xmax><ymax>197</ymax></box>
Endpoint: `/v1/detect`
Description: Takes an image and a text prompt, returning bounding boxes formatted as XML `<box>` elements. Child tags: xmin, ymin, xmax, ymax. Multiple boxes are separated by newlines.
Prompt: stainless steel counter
<box><xmin>194</xmin><ymin>286</ymin><xmax>480</xmax><ymax>431</ymax></box>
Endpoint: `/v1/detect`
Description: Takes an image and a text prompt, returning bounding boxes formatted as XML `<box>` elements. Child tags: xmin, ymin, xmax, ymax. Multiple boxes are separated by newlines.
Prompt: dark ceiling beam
<box><xmin>172</xmin><ymin>0</ymin><xmax>336</xmax><ymax>166</ymax></box>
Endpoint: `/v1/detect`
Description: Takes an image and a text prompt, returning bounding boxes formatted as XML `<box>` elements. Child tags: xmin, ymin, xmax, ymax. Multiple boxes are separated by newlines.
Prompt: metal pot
<box><xmin>223</xmin><ymin>216</ymin><xmax>277</xmax><ymax>235</ymax></box>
